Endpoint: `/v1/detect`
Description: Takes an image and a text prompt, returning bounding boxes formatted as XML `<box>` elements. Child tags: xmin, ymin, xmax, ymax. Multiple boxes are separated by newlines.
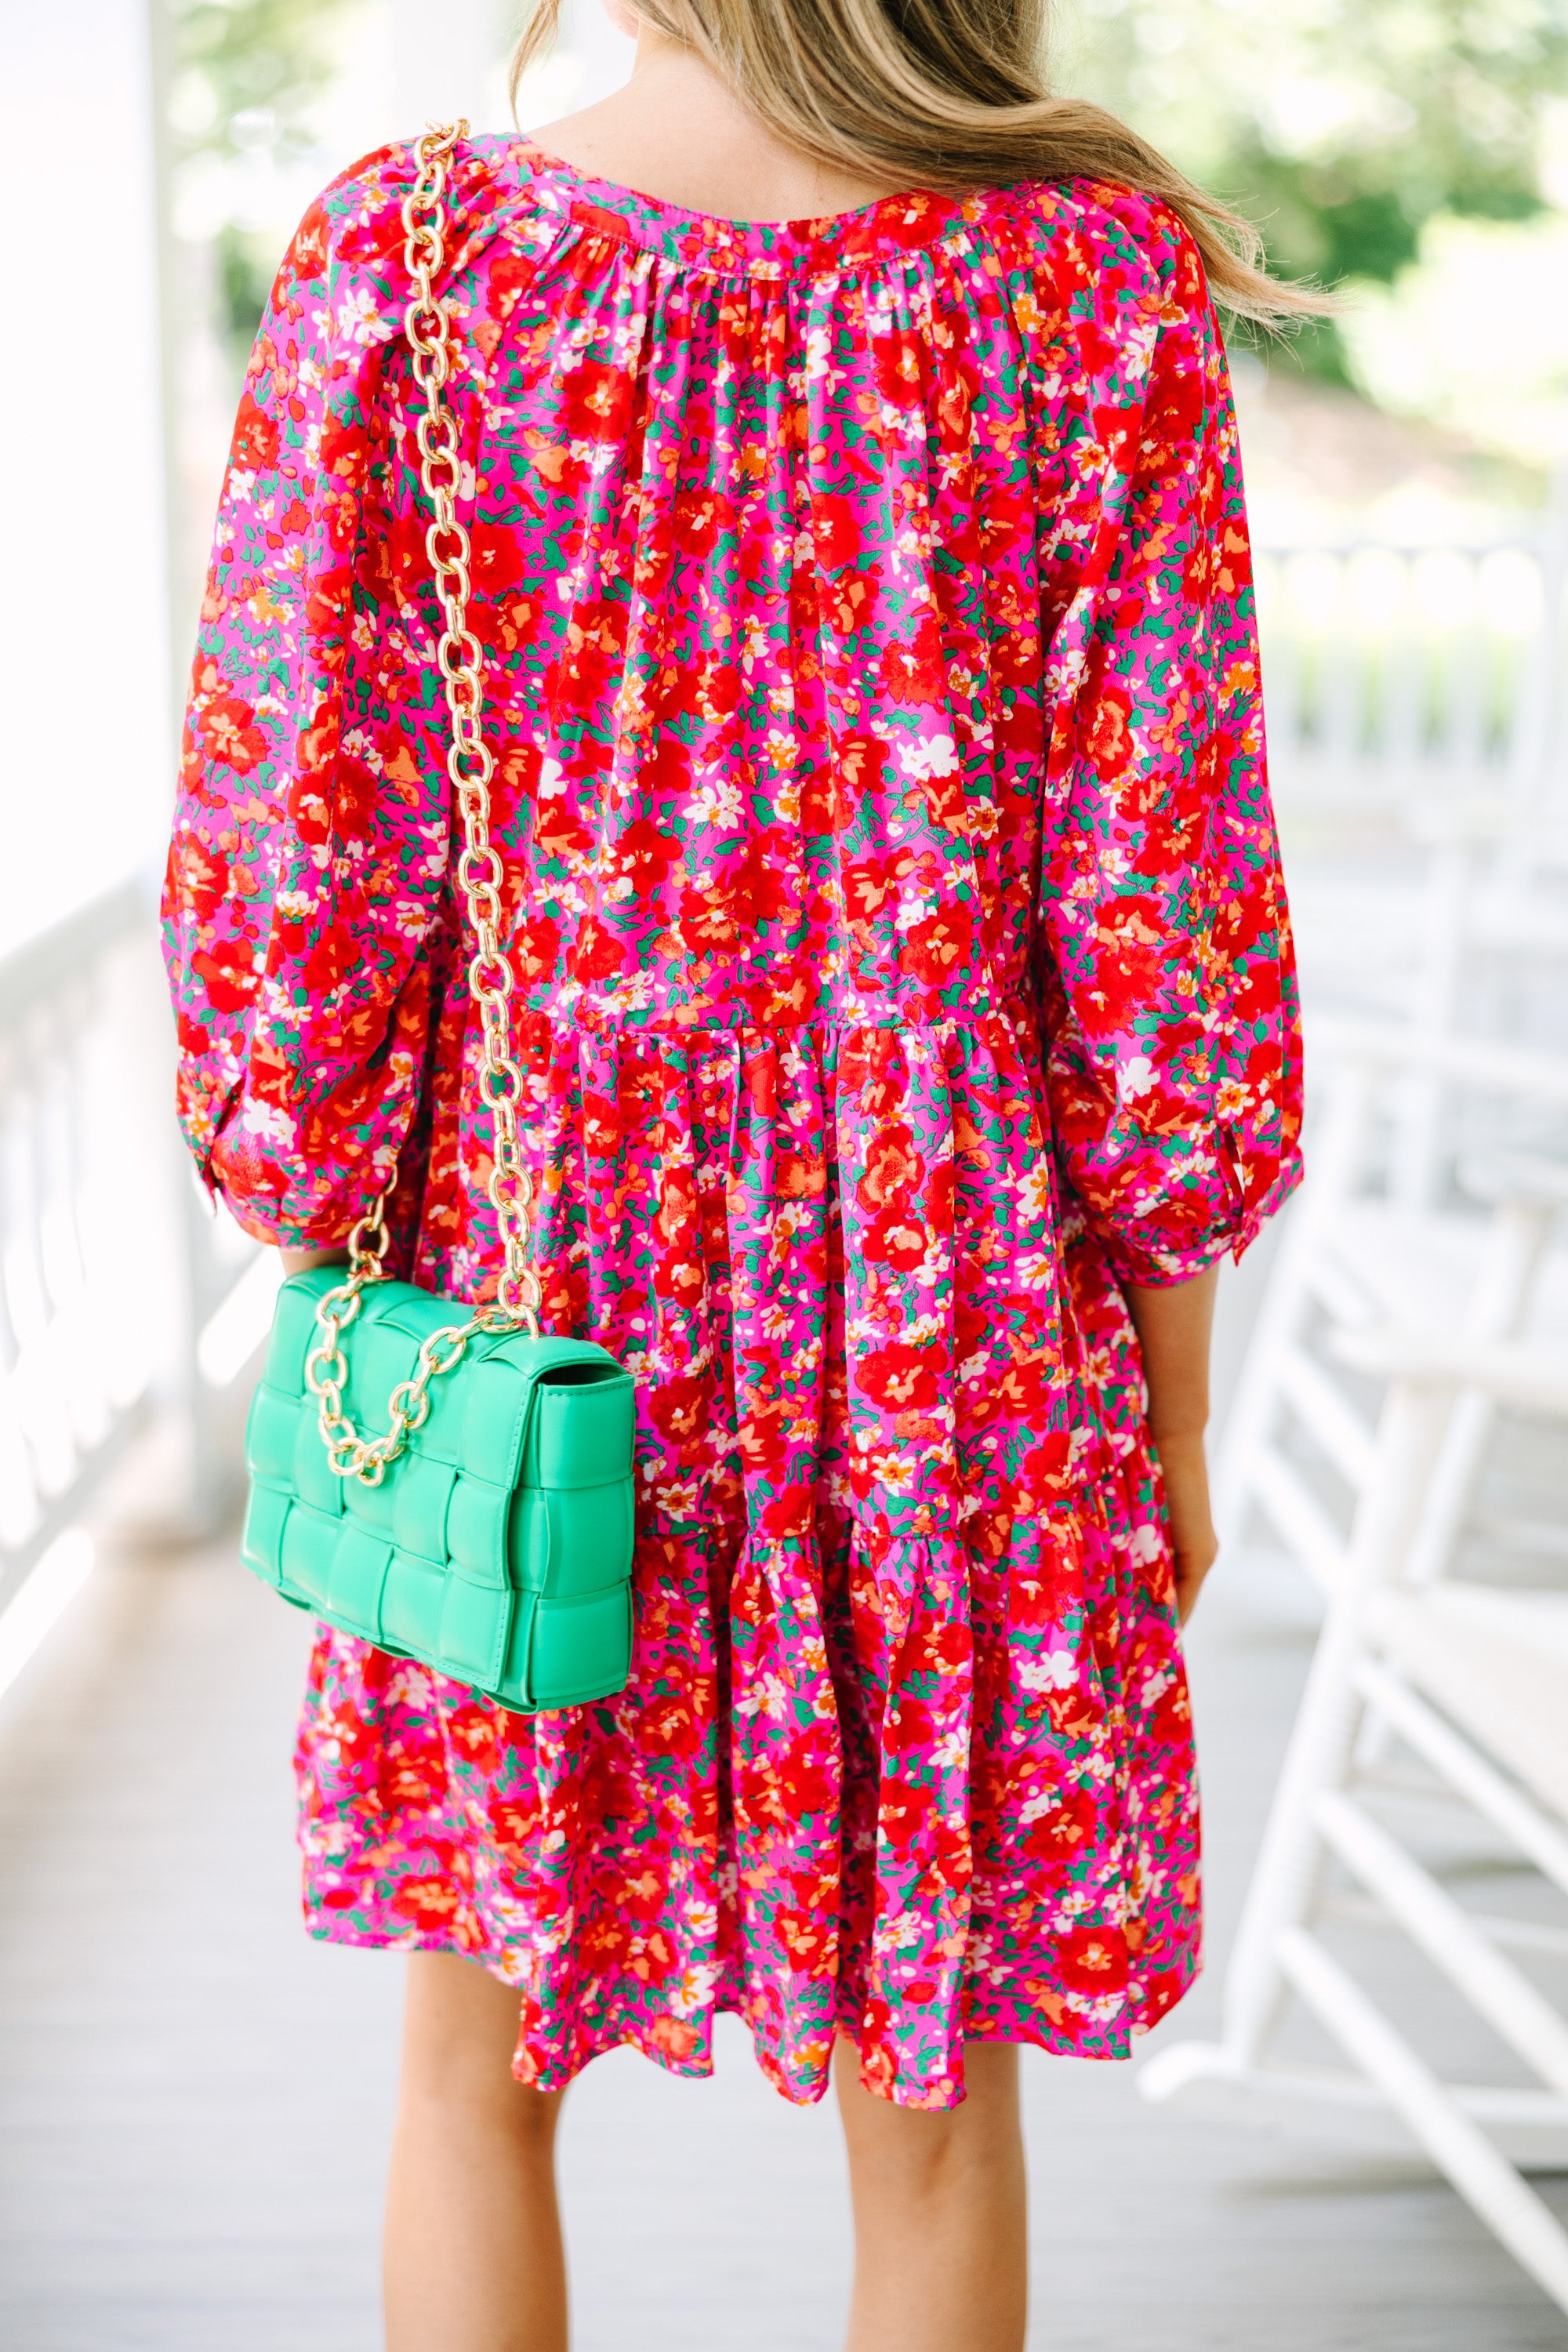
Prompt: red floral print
<box><xmin>163</xmin><ymin>134</ymin><xmax>1302</xmax><ymax>2113</ymax></box>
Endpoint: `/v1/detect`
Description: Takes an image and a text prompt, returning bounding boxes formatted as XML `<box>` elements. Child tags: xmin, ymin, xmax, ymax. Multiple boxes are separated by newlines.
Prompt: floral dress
<box><xmin>162</xmin><ymin>134</ymin><xmax>1302</xmax><ymax>2110</ymax></box>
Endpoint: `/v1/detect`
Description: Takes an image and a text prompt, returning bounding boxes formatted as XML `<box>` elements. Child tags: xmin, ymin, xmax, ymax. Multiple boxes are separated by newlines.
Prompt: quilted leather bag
<box><xmin>238</xmin><ymin>123</ymin><xmax>637</xmax><ymax>1713</ymax></box>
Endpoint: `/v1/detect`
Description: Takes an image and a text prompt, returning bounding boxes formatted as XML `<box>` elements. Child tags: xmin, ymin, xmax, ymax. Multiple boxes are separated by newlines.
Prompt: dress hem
<box><xmin>301</xmin><ymin>1915</ymin><xmax>1200</xmax><ymax>2108</ymax></box>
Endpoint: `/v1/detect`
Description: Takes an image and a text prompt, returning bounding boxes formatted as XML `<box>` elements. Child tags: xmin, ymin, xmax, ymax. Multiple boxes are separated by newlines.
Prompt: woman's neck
<box><xmin>528</xmin><ymin>29</ymin><xmax>906</xmax><ymax>221</ymax></box>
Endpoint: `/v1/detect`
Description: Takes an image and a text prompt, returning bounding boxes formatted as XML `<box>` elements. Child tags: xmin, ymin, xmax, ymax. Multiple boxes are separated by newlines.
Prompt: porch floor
<box><xmin>3</xmin><ymin>1504</ymin><xmax>1566</xmax><ymax>2352</ymax></box>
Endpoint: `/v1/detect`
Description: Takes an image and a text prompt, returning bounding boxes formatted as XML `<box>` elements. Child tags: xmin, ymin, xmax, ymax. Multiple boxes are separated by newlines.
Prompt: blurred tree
<box><xmin>165</xmin><ymin>0</ymin><xmax>358</xmax><ymax>367</ymax></box>
<box><xmin>1057</xmin><ymin>0</ymin><xmax>1568</xmax><ymax>376</ymax></box>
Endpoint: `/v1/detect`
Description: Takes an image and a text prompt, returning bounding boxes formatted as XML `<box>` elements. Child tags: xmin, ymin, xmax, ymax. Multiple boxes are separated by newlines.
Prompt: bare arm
<box><xmin>1122</xmin><ymin>1265</ymin><xmax>1221</xmax><ymax>1625</ymax></box>
<box><xmin>281</xmin><ymin>1244</ymin><xmax>349</xmax><ymax>1277</ymax></box>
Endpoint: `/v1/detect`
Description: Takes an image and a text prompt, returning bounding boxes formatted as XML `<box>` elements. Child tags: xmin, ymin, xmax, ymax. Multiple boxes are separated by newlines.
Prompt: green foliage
<box><xmin>169</xmin><ymin>0</ymin><xmax>348</xmax><ymax>165</ymax></box>
<box><xmin>166</xmin><ymin>0</ymin><xmax>358</xmax><ymax>362</ymax></box>
<box><xmin>1056</xmin><ymin>0</ymin><xmax>1568</xmax><ymax>372</ymax></box>
<box><xmin>213</xmin><ymin>222</ymin><xmax>280</xmax><ymax>375</ymax></box>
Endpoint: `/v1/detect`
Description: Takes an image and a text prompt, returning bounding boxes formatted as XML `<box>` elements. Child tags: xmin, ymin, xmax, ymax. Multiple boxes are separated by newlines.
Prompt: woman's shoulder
<box><xmin>268</xmin><ymin>140</ymin><xmax>418</xmax><ymax>306</ymax></box>
<box><xmin>978</xmin><ymin>174</ymin><xmax>1209</xmax><ymax>314</ymax></box>
<box><xmin>265</xmin><ymin>133</ymin><xmax>542</xmax><ymax>318</ymax></box>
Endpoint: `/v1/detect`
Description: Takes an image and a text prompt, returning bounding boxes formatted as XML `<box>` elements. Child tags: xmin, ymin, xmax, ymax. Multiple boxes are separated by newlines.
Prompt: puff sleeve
<box><xmin>1035</xmin><ymin>203</ymin><xmax>1303</xmax><ymax>1284</ymax></box>
<box><xmin>161</xmin><ymin>148</ymin><xmax>454</xmax><ymax>1246</ymax></box>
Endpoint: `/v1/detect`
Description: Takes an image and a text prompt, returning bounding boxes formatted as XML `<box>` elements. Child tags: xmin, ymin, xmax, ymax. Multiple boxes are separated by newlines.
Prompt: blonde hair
<box><xmin>510</xmin><ymin>0</ymin><xmax>1330</xmax><ymax>324</ymax></box>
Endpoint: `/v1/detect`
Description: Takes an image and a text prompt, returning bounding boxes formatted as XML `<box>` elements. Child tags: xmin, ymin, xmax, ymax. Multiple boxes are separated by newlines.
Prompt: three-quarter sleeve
<box><xmin>1034</xmin><ymin>200</ymin><xmax>1303</xmax><ymax>1285</ymax></box>
<box><xmin>162</xmin><ymin>149</ymin><xmax>453</xmax><ymax>1247</ymax></box>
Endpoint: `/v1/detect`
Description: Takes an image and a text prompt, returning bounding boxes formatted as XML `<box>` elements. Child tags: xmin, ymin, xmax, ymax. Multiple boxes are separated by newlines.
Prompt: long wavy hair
<box><xmin>510</xmin><ymin>0</ymin><xmax>1330</xmax><ymax>323</ymax></box>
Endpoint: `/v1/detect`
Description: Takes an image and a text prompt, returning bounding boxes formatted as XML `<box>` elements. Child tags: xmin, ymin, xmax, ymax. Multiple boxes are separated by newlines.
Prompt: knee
<box><xmin>860</xmin><ymin>2111</ymin><xmax>973</xmax><ymax>2204</ymax></box>
<box><xmin>398</xmin><ymin>1957</ymin><xmax>565</xmax><ymax>2149</ymax></box>
<box><xmin>401</xmin><ymin>2045</ymin><xmax>565</xmax><ymax>2152</ymax></box>
<box><xmin>838</xmin><ymin>2041</ymin><xmax>1022</xmax><ymax>2205</ymax></box>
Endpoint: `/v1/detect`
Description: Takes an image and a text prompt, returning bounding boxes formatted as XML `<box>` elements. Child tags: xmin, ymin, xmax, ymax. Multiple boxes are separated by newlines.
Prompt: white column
<box><xmin>0</xmin><ymin>0</ymin><xmax>171</xmax><ymax>951</ymax></box>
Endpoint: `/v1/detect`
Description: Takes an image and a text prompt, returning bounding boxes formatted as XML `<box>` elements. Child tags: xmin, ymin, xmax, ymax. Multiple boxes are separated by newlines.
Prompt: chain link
<box><xmin>306</xmin><ymin>120</ymin><xmax>543</xmax><ymax>1486</ymax></box>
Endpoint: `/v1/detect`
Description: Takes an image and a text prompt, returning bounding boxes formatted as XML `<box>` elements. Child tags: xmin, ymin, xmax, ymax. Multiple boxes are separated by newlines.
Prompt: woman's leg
<box><xmin>383</xmin><ymin>1951</ymin><xmax>569</xmax><ymax>2352</ymax></box>
<box><xmin>834</xmin><ymin>2036</ymin><xmax>1028</xmax><ymax>2352</ymax></box>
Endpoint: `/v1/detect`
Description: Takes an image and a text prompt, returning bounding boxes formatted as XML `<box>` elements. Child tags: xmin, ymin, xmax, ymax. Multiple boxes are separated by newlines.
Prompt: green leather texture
<box><xmin>241</xmin><ymin>1267</ymin><xmax>637</xmax><ymax>1711</ymax></box>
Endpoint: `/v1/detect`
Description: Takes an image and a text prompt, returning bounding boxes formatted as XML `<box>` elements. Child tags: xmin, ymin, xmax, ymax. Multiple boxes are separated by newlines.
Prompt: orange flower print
<box><xmin>1214</xmin><ymin>521</ymin><xmax>1253</xmax><ymax>597</ymax></box>
<box><xmin>811</xmin><ymin>490</ymin><xmax>862</xmax><ymax>569</ymax></box>
<box><xmin>855</xmin><ymin>1123</ymin><xmax>923</xmax><ymax>1213</ymax></box>
<box><xmin>392</xmin><ymin>1876</ymin><xmax>463</xmax><ymax>1932</ymax></box>
<box><xmin>197</xmin><ymin>693</ymin><xmax>267</xmax><ymax>775</ymax></box>
<box><xmin>872</xmin><ymin>330</ymin><xmax>924</xmax><ymax>408</ymax></box>
<box><xmin>558</xmin><ymin>352</ymin><xmax>634</xmax><ymax>442</ymax></box>
<box><xmin>879</xmin><ymin>1777</ymin><xmax>935</xmax><ymax>1852</ymax></box>
<box><xmin>229</xmin><ymin>390</ymin><xmax>278</xmax><ymax>471</ymax></box>
<box><xmin>901</xmin><ymin>906</ymin><xmax>973</xmax><ymax>987</ymax></box>
<box><xmin>1080</xmin><ymin>681</ymin><xmax>1136</xmax><ymax>780</ymax></box>
<box><xmin>775</xmin><ymin>1908</ymin><xmax>837</xmax><ymax>1976</ymax></box>
<box><xmin>1057</xmin><ymin>1923</ymin><xmax>1131</xmax><ymax>1998</ymax></box>
<box><xmin>858</xmin><ymin>1341</ymin><xmax>943</xmax><ymax>1412</ymax></box>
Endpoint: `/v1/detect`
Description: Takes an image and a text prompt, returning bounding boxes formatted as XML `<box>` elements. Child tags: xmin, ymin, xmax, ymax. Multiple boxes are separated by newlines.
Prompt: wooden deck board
<box><xmin>2</xmin><ymin>1498</ymin><xmax>1566</xmax><ymax>2349</ymax></box>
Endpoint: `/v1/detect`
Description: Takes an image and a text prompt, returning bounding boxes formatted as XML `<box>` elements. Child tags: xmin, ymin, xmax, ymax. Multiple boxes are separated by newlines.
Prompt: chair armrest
<box><xmin>1307</xmin><ymin>1015</ymin><xmax>1568</xmax><ymax>1107</ymax></box>
<box><xmin>1457</xmin><ymin>1151</ymin><xmax>1568</xmax><ymax>1212</ymax></box>
<box><xmin>1330</xmin><ymin>1324</ymin><xmax>1568</xmax><ymax>1417</ymax></box>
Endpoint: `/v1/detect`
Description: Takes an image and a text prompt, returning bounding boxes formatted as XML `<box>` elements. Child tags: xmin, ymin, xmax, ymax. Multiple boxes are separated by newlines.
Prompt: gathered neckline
<box><xmin>499</xmin><ymin>132</ymin><xmax>978</xmax><ymax>276</ymax></box>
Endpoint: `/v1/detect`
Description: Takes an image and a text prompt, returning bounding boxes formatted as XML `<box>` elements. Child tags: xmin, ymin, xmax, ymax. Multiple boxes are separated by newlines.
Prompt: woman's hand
<box><xmin>1121</xmin><ymin>1265</ymin><xmax>1221</xmax><ymax>1627</ymax></box>
<box><xmin>1145</xmin><ymin>1424</ymin><xmax>1219</xmax><ymax>1625</ymax></box>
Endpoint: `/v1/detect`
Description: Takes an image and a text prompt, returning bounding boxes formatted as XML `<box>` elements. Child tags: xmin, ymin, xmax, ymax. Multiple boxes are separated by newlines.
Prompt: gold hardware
<box><xmin>307</xmin><ymin>118</ymin><xmax>544</xmax><ymax>1485</ymax></box>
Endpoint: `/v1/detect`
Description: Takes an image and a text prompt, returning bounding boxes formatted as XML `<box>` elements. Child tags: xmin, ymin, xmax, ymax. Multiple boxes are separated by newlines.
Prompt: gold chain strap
<box><xmin>303</xmin><ymin>120</ymin><xmax>543</xmax><ymax>1487</ymax></box>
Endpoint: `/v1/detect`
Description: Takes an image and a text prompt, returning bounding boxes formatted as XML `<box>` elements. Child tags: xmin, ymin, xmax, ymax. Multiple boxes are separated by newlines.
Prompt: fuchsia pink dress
<box><xmin>163</xmin><ymin>135</ymin><xmax>1301</xmax><ymax>2109</ymax></box>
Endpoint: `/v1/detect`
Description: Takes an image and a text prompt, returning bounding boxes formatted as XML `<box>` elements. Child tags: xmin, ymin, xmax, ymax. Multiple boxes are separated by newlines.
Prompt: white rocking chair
<box><xmin>1142</xmin><ymin>1324</ymin><xmax>1568</xmax><ymax>2314</ymax></box>
<box><xmin>1214</xmin><ymin>1022</ymin><xmax>1568</xmax><ymax>1609</ymax></box>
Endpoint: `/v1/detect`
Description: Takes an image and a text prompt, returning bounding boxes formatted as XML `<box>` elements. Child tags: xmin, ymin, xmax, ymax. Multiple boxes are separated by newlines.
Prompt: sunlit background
<box><xmin>2</xmin><ymin>3</ymin><xmax>1567</xmax><ymax>2344</ymax></box>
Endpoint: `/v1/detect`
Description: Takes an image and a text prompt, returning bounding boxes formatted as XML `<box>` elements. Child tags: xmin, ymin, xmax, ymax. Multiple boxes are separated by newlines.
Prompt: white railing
<box><xmin>1254</xmin><ymin>526</ymin><xmax>1559</xmax><ymax>817</ymax></box>
<box><xmin>0</xmin><ymin>881</ymin><xmax>157</xmax><ymax>1605</ymax></box>
<box><xmin>0</xmin><ymin>881</ymin><xmax>272</xmax><ymax>1612</ymax></box>
<box><xmin>0</xmin><ymin>514</ymin><xmax>1562</xmax><ymax>1635</ymax></box>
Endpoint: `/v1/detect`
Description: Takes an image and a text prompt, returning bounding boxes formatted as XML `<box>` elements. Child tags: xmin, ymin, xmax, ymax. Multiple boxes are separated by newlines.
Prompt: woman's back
<box><xmin>170</xmin><ymin>133</ymin><xmax>1294</xmax><ymax>1286</ymax></box>
<box><xmin>165</xmin><ymin>64</ymin><xmax>1298</xmax><ymax>2117</ymax></box>
<box><xmin>158</xmin><ymin>2</ymin><xmax>1321</xmax><ymax>2323</ymax></box>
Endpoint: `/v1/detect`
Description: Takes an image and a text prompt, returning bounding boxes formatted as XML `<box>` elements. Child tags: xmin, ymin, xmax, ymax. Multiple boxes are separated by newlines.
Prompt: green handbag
<box><xmin>238</xmin><ymin>122</ymin><xmax>637</xmax><ymax>1713</ymax></box>
<box><xmin>242</xmin><ymin>1267</ymin><xmax>636</xmax><ymax>1711</ymax></box>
